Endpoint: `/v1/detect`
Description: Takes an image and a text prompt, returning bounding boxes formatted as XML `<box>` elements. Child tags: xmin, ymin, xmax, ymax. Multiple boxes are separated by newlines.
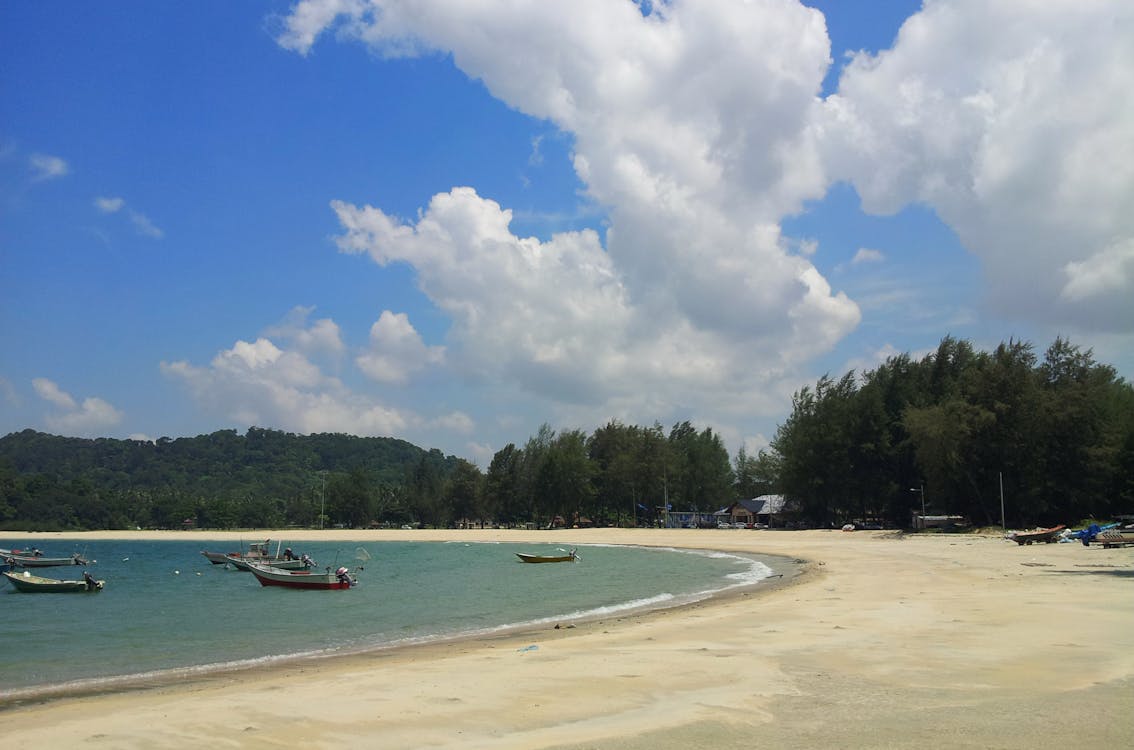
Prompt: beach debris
<box><xmin>517</xmin><ymin>644</ymin><xmax>539</xmax><ymax>653</ymax></box>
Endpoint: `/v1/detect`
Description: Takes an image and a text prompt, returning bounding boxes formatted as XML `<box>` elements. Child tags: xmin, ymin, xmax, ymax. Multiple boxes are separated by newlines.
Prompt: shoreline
<box><xmin>0</xmin><ymin>534</ymin><xmax>809</xmax><ymax>708</ymax></box>
<box><xmin>1</xmin><ymin>528</ymin><xmax>1131</xmax><ymax>748</ymax></box>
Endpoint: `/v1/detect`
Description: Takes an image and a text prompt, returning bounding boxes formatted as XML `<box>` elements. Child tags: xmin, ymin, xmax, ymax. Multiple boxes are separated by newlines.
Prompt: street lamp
<box><xmin>909</xmin><ymin>483</ymin><xmax>925</xmax><ymax>529</ymax></box>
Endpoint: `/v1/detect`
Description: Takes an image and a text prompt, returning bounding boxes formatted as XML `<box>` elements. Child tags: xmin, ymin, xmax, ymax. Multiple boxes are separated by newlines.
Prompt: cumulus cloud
<box><xmin>264</xmin><ymin>306</ymin><xmax>346</xmax><ymax>358</ymax></box>
<box><xmin>292</xmin><ymin>0</ymin><xmax>859</xmax><ymax>427</ymax></box>
<box><xmin>1060</xmin><ymin>238</ymin><xmax>1134</xmax><ymax>303</ymax></box>
<box><xmin>820</xmin><ymin>0</ymin><xmax>1134</xmax><ymax>330</ymax></box>
<box><xmin>273</xmin><ymin>0</ymin><xmax>1133</xmax><ymax>449</ymax></box>
<box><xmin>32</xmin><ymin>378</ymin><xmax>77</xmax><ymax>409</ymax></box>
<box><xmin>29</xmin><ymin>153</ymin><xmax>68</xmax><ymax>181</ymax></box>
<box><xmin>356</xmin><ymin>310</ymin><xmax>445</xmax><ymax>385</ymax></box>
<box><xmin>32</xmin><ymin>377</ymin><xmax>123</xmax><ymax>434</ymax></box>
<box><xmin>161</xmin><ymin>337</ymin><xmax>412</xmax><ymax>437</ymax></box>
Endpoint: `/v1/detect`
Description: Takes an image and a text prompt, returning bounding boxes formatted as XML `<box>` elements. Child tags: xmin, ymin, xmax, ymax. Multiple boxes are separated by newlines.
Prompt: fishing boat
<box><xmin>226</xmin><ymin>553</ymin><xmax>316</xmax><ymax>572</ymax></box>
<box><xmin>246</xmin><ymin>562</ymin><xmax>357</xmax><ymax>590</ymax></box>
<box><xmin>1008</xmin><ymin>525</ymin><xmax>1066</xmax><ymax>545</ymax></box>
<box><xmin>3</xmin><ymin>570</ymin><xmax>104</xmax><ymax>592</ymax></box>
<box><xmin>515</xmin><ymin>549</ymin><xmax>578</xmax><ymax>564</ymax></box>
<box><xmin>201</xmin><ymin>549</ymin><xmax>237</xmax><ymax>565</ymax></box>
<box><xmin>201</xmin><ymin>540</ymin><xmax>298</xmax><ymax>569</ymax></box>
<box><xmin>5</xmin><ymin>551</ymin><xmax>89</xmax><ymax>568</ymax></box>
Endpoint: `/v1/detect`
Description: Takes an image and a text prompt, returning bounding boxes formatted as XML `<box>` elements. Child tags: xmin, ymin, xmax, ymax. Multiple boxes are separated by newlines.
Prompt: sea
<box><xmin>0</xmin><ymin>537</ymin><xmax>781</xmax><ymax>702</ymax></box>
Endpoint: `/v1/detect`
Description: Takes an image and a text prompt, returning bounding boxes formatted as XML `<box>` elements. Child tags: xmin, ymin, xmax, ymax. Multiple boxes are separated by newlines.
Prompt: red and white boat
<box><xmin>246</xmin><ymin>562</ymin><xmax>357</xmax><ymax>590</ymax></box>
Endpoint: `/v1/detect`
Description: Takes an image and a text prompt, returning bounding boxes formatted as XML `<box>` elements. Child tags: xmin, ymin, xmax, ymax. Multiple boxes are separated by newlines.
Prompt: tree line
<box><xmin>1</xmin><ymin>336</ymin><xmax>1130</xmax><ymax>532</ymax></box>
<box><xmin>771</xmin><ymin>336</ymin><xmax>1134</xmax><ymax>528</ymax></box>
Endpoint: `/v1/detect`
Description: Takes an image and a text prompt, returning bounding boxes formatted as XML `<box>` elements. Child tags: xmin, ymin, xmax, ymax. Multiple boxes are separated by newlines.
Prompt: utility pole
<box><xmin>320</xmin><ymin>471</ymin><xmax>327</xmax><ymax>530</ymax></box>
<box><xmin>999</xmin><ymin>471</ymin><xmax>1005</xmax><ymax>530</ymax></box>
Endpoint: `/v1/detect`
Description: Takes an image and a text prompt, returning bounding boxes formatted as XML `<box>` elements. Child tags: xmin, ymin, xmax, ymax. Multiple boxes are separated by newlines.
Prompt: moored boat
<box><xmin>227</xmin><ymin>553</ymin><xmax>316</xmax><ymax>572</ymax></box>
<box><xmin>515</xmin><ymin>549</ymin><xmax>578</xmax><ymax>563</ymax></box>
<box><xmin>5</xmin><ymin>551</ymin><xmax>89</xmax><ymax>568</ymax></box>
<box><xmin>3</xmin><ymin>569</ymin><xmax>104</xmax><ymax>592</ymax></box>
<box><xmin>201</xmin><ymin>540</ymin><xmax>302</xmax><ymax>569</ymax></box>
<box><xmin>201</xmin><ymin>550</ymin><xmax>236</xmax><ymax>565</ymax></box>
<box><xmin>246</xmin><ymin>562</ymin><xmax>357</xmax><ymax>590</ymax></box>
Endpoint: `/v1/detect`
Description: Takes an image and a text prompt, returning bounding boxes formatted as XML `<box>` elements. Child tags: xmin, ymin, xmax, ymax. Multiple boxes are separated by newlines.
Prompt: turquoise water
<box><xmin>0</xmin><ymin>538</ymin><xmax>777</xmax><ymax>700</ymax></box>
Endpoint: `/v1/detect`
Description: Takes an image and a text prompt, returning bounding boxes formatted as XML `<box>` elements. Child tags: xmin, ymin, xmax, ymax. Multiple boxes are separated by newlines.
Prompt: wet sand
<box><xmin>1</xmin><ymin>528</ymin><xmax>1131</xmax><ymax>748</ymax></box>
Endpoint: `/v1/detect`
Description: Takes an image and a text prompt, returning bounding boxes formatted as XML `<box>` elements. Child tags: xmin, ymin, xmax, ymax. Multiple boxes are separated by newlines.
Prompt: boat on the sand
<box><xmin>1008</xmin><ymin>525</ymin><xmax>1066</xmax><ymax>545</ymax></box>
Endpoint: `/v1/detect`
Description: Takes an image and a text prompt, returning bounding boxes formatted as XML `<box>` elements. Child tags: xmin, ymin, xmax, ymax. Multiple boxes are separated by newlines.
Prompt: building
<box><xmin>714</xmin><ymin>495</ymin><xmax>788</xmax><ymax>528</ymax></box>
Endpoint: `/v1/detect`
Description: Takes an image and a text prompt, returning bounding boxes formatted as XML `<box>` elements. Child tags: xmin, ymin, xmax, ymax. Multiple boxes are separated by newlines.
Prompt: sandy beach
<box><xmin>1</xmin><ymin>528</ymin><xmax>1131</xmax><ymax>748</ymax></box>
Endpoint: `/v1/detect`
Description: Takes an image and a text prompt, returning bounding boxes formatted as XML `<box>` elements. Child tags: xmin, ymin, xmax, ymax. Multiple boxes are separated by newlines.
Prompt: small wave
<box><xmin>0</xmin><ymin>648</ymin><xmax>344</xmax><ymax>704</ymax></box>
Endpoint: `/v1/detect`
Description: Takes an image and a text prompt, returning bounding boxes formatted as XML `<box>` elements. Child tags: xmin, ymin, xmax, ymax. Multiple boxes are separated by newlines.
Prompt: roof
<box><xmin>739</xmin><ymin>494</ymin><xmax>787</xmax><ymax>515</ymax></box>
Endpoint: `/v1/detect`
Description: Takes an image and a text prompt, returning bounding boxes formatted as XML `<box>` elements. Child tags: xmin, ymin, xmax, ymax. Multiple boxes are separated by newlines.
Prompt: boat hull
<box><xmin>247</xmin><ymin>564</ymin><xmax>354</xmax><ymax>589</ymax></box>
<box><xmin>6</xmin><ymin>554</ymin><xmax>88</xmax><ymax>568</ymax></box>
<box><xmin>3</xmin><ymin>571</ymin><xmax>103</xmax><ymax>592</ymax></box>
<box><xmin>226</xmin><ymin>556</ymin><xmax>312</xmax><ymax>572</ymax></box>
<box><xmin>515</xmin><ymin>553</ymin><xmax>576</xmax><ymax>563</ymax></box>
<box><xmin>1010</xmin><ymin>525</ymin><xmax>1066</xmax><ymax>545</ymax></box>
<box><xmin>201</xmin><ymin>550</ymin><xmax>235</xmax><ymax>565</ymax></box>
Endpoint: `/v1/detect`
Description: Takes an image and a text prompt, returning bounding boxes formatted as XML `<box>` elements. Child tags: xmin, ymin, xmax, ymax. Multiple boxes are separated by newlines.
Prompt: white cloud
<box><xmin>275</xmin><ymin>0</ymin><xmax>1134</xmax><ymax>450</ymax></box>
<box><xmin>129</xmin><ymin>210</ymin><xmax>164</xmax><ymax>239</ymax></box>
<box><xmin>431</xmin><ymin>411</ymin><xmax>474</xmax><ymax>433</ymax></box>
<box><xmin>93</xmin><ymin>195</ymin><xmax>164</xmax><ymax>238</ymax></box>
<box><xmin>356</xmin><ymin>310</ymin><xmax>445</xmax><ymax>385</ymax></box>
<box><xmin>1060</xmin><ymin>238</ymin><xmax>1134</xmax><ymax>303</ymax></box>
<box><xmin>1</xmin><ymin>376</ymin><xmax>20</xmax><ymax>407</ymax></box>
<box><xmin>852</xmin><ymin>248</ymin><xmax>884</xmax><ymax>265</ymax></box>
<box><xmin>527</xmin><ymin>134</ymin><xmax>544</xmax><ymax>167</ymax></box>
<box><xmin>161</xmin><ymin>337</ymin><xmax>413</xmax><ymax>437</ymax></box>
<box><xmin>29</xmin><ymin>153</ymin><xmax>68</xmax><ymax>181</ymax></box>
<box><xmin>33</xmin><ymin>378</ymin><xmax>123</xmax><ymax>434</ymax></box>
<box><xmin>264</xmin><ymin>306</ymin><xmax>346</xmax><ymax>358</ymax></box>
<box><xmin>294</xmin><ymin>1</ymin><xmax>858</xmax><ymax>429</ymax></box>
<box><xmin>275</xmin><ymin>0</ymin><xmax>368</xmax><ymax>56</ymax></box>
<box><xmin>95</xmin><ymin>196</ymin><xmax>125</xmax><ymax>213</ymax></box>
<box><xmin>32</xmin><ymin>377</ymin><xmax>77</xmax><ymax>409</ymax></box>
<box><xmin>820</xmin><ymin>0</ymin><xmax>1134</xmax><ymax>331</ymax></box>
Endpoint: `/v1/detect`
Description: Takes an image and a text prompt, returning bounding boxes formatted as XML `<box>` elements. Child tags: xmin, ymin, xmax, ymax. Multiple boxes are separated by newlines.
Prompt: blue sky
<box><xmin>2</xmin><ymin>0</ymin><xmax>1131</xmax><ymax>467</ymax></box>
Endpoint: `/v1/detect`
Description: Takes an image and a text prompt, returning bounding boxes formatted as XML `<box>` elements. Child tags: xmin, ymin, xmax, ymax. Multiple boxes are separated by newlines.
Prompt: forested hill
<box><xmin>0</xmin><ymin>428</ymin><xmax>460</xmax><ymax>531</ymax></box>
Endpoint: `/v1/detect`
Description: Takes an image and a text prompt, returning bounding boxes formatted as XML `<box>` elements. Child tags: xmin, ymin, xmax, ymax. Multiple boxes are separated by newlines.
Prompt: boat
<box><xmin>246</xmin><ymin>562</ymin><xmax>357</xmax><ymax>590</ymax></box>
<box><xmin>4</xmin><ymin>551</ymin><xmax>90</xmax><ymax>568</ymax></box>
<box><xmin>0</xmin><ymin>546</ymin><xmax>45</xmax><ymax>557</ymax></box>
<box><xmin>226</xmin><ymin>553</ymin><xmax>316</xmax><ymax>572</ymax></box>
<box><xmin>201</xmin><ymin>540</ymin><xmax>300</xmax><ymax>569</ymax></box>
<box><xmin>1008</xmin><ymin>525</ymin><xmax>1066</xmax><ymax>545</ymax></box>
<box><xmin>515</xmin><ymin>549</ymin><xmax>578</xmax><ymax>564</ymax></box>
<box><xmin>3</xmin><ymin>570</ymin><xmax>104</xmax><ymax>592</ymax></box>
<box><xmin>201</xmin><ymin>550</ymin><xmax>237</xmax><ymax>565</ymax></box>
<box><xmin>1094</xmin><ymin>528</ymin><xmax>1134</xmax><ymax>548</ymax></box>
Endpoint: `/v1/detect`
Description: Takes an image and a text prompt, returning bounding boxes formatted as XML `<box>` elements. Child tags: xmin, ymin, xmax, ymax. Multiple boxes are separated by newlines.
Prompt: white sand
<box><xmin>1</xmin><ymin>528</ymin><xmax>1131</xmax><ymax>748</ymax></box>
